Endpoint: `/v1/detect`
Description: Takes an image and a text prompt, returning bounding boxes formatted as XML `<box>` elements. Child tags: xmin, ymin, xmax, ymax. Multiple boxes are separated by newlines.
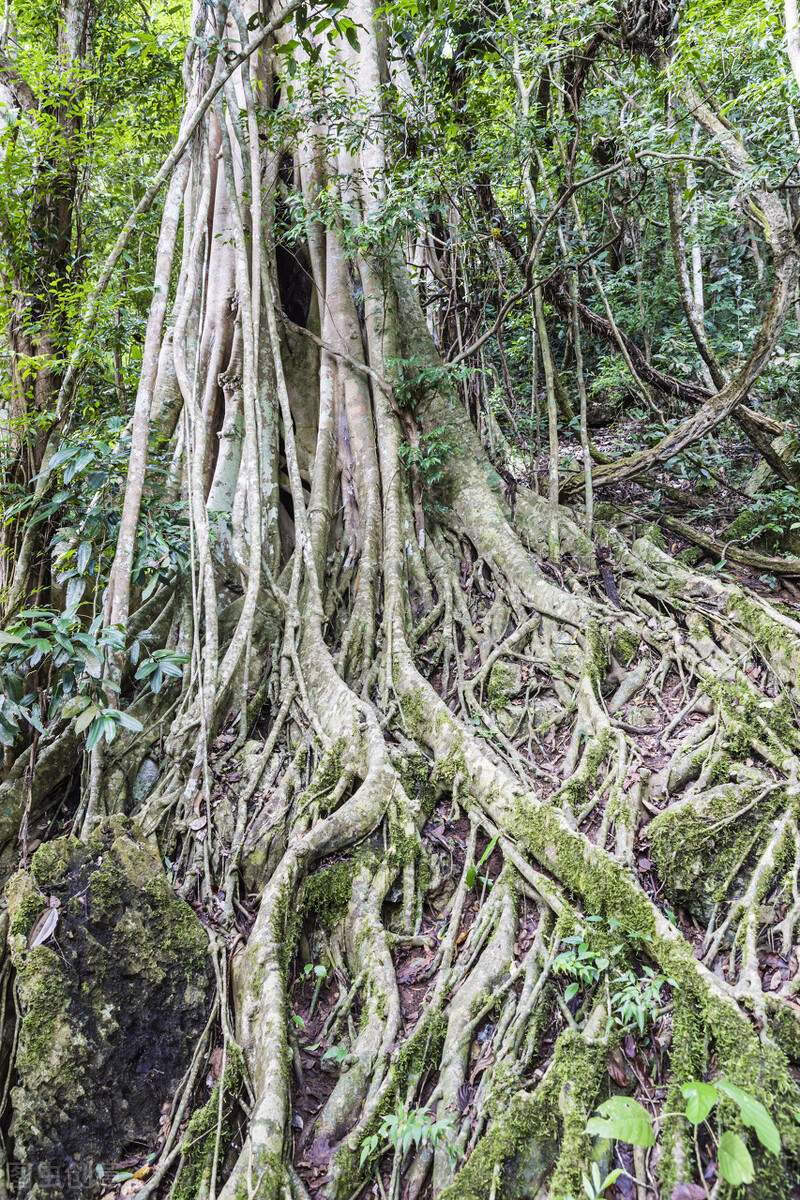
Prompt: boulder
<box><xmin>6</xmin><ymin>816</ymin><xmax>212</xmax><ymax>1195</ymax></box>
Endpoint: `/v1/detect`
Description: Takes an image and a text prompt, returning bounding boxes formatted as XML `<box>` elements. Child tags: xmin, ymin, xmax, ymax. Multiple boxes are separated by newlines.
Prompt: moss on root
<box><xmin>396</xmin><ymin>749</ymin><xmax>437</xmax><ymax>815</ymax></box>
<box><xmin>439</xmin><ymin>1030</ymin><xmax>607</xmax><ymax>1199</ymax></box>
<box><xmin>301</xmin><ymin>861</ymin><xmax>353</xmax><ymax>932</ymax></box>
<box><xmin>172</xmin><ymin>1049</ymin><xmax>246</xmax><ymax>1200</ymax></box>
<box><xmin>487</xmin><ymin>661</ymin><xmax>520</xmax><ymax>710</ymax></box>
<box><xmin>611</xmin><ymin>627</ymin><xmax>639</xmax><ymax>667</ymax></box>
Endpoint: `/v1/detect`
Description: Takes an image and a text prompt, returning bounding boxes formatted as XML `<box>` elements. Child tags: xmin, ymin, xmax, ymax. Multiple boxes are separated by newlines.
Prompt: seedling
<box><xmin>584</xmin><ymin>1079</ymin><xmax>781</xmax><ymax>1191</ymax></box>
<box><xmin>466</xmin><ymin>835</ymin><xmax>498</xmax><ymax>890</ymax></box>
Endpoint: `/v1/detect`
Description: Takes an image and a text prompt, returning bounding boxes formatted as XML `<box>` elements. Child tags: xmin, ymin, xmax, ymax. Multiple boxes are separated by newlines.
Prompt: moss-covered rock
<box><xmin>6</xmin><ymin>815</ymin><xmax>212</xmax><ymax>1188</ymax></box>
<box><xmin>487</xmin><ymin>661</ymin><xmax>522</xmax><ymax>709</ymax></box>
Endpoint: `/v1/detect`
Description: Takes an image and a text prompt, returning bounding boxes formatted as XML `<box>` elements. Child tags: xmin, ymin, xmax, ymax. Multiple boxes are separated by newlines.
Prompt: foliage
<box><xmin>359</xmin><ymin>1102</ymin><xmax>457</xmax><ymax>1170</ymax></box>
<box><xmin>0</xmin><ymin>608</ymin><xmax>138</xmax><ymax>750</ymax></box>
<box><xmin>399</xmin><ymin>426</ymin><xmax>455</xmax><ymax>490</ymax></box>
<box><xmin>585</xmin><ymin>1078</ymin><xmax>781</xmax><ymax>1188</ymax></box>
<box><xmin>553</xmin><ymin>918</ymin><xmax>673</xmax><ymax>1034</ymax></box>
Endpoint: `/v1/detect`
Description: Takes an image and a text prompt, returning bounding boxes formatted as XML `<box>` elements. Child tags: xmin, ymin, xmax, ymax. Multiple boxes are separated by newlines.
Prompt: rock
<box><xmin>625</xmin><ymin>704</ymin><xmax>660</xmax><ymax>729</ymax></box>
<box><xmin>6</xmin><ymin>816</ymin><xmax>212</xmax><ymax>1195</ymax></box>
<box><xmin>487</xmin><ymin>661</ymin><xmax>522</xmax><ymax>709</ymax></box>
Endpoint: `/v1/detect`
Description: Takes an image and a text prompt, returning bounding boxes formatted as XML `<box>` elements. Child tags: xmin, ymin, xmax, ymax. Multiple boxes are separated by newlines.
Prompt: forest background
<box><xmin>3</xmin><ymin>1</ymin><xmax>800</xmax><ymax>1199</ymax></box>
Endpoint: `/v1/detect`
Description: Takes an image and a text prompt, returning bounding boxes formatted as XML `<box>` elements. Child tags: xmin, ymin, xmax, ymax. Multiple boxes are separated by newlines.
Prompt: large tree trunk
<box><xmin>2</xmin><ymin>3</ymin><xmax>800</xmax><ymax>1199</ymax></box>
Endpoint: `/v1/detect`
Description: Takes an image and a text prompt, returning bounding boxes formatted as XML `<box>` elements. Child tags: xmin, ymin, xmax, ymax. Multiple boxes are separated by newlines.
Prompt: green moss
<box><xmin>512</xmin><ymin>800</ymin><xmax>655</xmax><ymax>937</ymax></box>
<box><xmin>611</xmin><ymin>628</ymin><xmax>639</xmax><ymax>668</ymax></box>
<box><xmin>398</xmin><ymin>687</ymin><xmax>428</xmax><ymax>732</ymax></box>
<box><xmin>641</xmin><ymin>522</ymin><xmax>666</xmax><ymax>549</ymax></box>
<box><xmin>311</xmin><ymin>738</ymin><xmax>346</xmax><ymax>797</ymax></box>
<box><xmin>487</xmin><ymin>661</ymin><xmax>519</xmax><ymax>710</ymax></box>
<box><xmin>143</xmin><ymin>875</ymin><xmax>209</xmax><ymax>978</ymax></box>
<box><xmin>388</xmin><ymin>820</ymin><xmax>420</xmax><ymax>869</ymax></box>
<box><xmin>15</xmin><ymin>946</ymin><xmax>71</xmax><ymax>1076</ymax></box>
<box><xmin>397</xmin><ymin>751</ymin><xmax>437</xmax><ymax>815</ymax></box>
<box><xmin>653</xmin><ymin>943</ymin><xmax>800</xmax><ymax>1199</ymax></box>
<box><xmin>727</xmin><ymin>594</ymin><xmax>800</xmax><ymax>684</ymax></box>
<box><xmin>769</xmin><ymin>1004</ymin><xmax>800</xmax><ymax>1064</ymax></box>
<box><xmin>432</xmin><ymin>748</ymin><xmax>467</xmax><ymax>793</ymax></box>
<box><xmin>726</xmin><ymin>511</ymin><xmax>762</xmax><ymax>543</ymax></box>
<box><xmin>29</xmin><ymin>839</ymin><xmax>71</xmax><ymax>890</ymax></box>
<box><xmin>649</xmin><ymin>782</ymin><xmax>783</xmax><ymax>906</ymax></box>
<box><xmin>440</xmin><ymin>1029</ymin><xmax>607</xmax><ymax>1199</ymax></box>
<box><xmin>8</xmin><ymin>874</ymin><xmax>45</xmax><ymax>939</ymax></box>
<box><xmin>301</xmin><ymin>861</ymin><xmax>352</xmax><ymax>933</ymax></box>
<box><xmin>7</xmin><ymin>816</ymin><xmax>213</xmax><ymax>1168</ymax></box>
<box><xmin>584</xmin><ymin>622</ymin><xmax>608</xmax><ymax>686</ymax></box>
<box><xmin>704</xmin><ymin>675</ymin><xmax>798</xmax><ymax>763</ymax></box>
<box><xmin>172</xmin><ymin>1048</ymin><xmax>246</xmax><ymax>1200</ymax></box>
<box><xmin>707</xmin><ymin>752</ymin><xmax>731</xmax><ymax>787</ymax></box>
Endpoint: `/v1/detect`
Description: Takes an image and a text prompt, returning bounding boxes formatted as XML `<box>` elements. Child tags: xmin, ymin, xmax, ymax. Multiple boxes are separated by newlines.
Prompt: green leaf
<box><xmin>718</xmin><ymin>1130</ymin><xmax>754</xmax><ymax>1186</ymax></box>
<box><xmin>0</xmin><ymin>631</ymin><xmax>26</xmax><ymax>648</ymax></box>
<box><xmin>117</xmin><ymin>712</ymin><xmax>144</xmax><ymax>733</ymax></box>
<box><xmin>75</xmin><ymin>704</ymin><xmax>100</xmax><ymax>734</ymax></box>
<box><xmin>85</xmin><ymin>715</ymin><xmax>105</xmax><ymax>752</ymax></box>
<box><xmin>717</xmin><ymin>1080</ymin><xmax>781</xmax><ymax>1154</ymax></box>
<box><xmin>564</xmin><ymin>981</ymin><xmax>580</xmax><ymax>1002</ymax></box>
<box><xmin>359</xmin><ymin>1133</ymin><xmax>378</xmax><ymax>1167</ymax></box>
<box><xmin>478</xmin><ymin>835</ymin><xmax>498</xmax><ymax>867</ymax></box>
<box><xmin>585</xmin><ymin>1096</ymin><xmax>655</xmax><ymax>1147</ymax></box>
<box><xmin>681</xmin><ymin>1081</ymin><xmax>717</xmax><ymax>1125</ymax></box>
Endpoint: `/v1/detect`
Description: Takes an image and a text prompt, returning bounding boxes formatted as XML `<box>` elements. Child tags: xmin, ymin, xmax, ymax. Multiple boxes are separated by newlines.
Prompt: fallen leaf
<box><xmin>28</xmin><ymin>906</ymin><xmax>59</xmax><ymax>948</ymax></box>
<box><xmin>638</xmin><ymin>856</ymin><xmax>652</xmax><ymax>872</ymax></box>
<box><xmin>397</xmin><ymin>955</ymin><xmax>433</xmax><ymax>984</ymax></box>
<box><xmin>189</xmin><ymin>816</ymin><xmax>207</xmax><ymax>831</ymax></box>
<box><xmin>607</xmin><ymin>1048</ymin><xmax>632</xmax><ymax>1086</ymax></box>
<box><xmin>671</xmin><ymin>1186</ymin><xmax>706</xmax><ymax>1200</ymax></box>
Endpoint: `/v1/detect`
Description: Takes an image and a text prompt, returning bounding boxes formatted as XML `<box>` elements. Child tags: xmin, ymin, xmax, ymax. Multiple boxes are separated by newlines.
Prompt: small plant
<box><xmin>553</xmin><ymin>937</ymin><xmax>612</xmax><ymax>1002</ymax></box>
<box><xmin>552</xmin><ymin>918</ymin><xmax>672</xmax><ymax>1031</ymax></box>
<box><xmin>322</xmin><ymin>1043</ymin><xmax>349</xmax><ymax>1064</ymax></box>
<box><xmin>399</xmin><ymin>426</ymin><xmax>454</xmax><ymax>490</ymax></box>
<box><xmin>581</xmin><ymin>1162</ymin><xmax>624</xmax><ymax>1200</ymax></box>
<box><xmin>299</xmin><ymin>961</ymin><xmax>329</xmax><ymax>1020</ymax></box>
<box><xmin>584</xmin><ymin>1079</ymin><xmax>781</xmax><ymax>1190</ymax></box>
<box><xmin>359</xmin><ymin>1103</ymin><xmax>457</xmax><ymax>1170</ymax></box>
<box><xmin>610</xmin><ymin>965</ymin><xmax>667</xmax><ymax>1034</ymax></box>
<box><xmin>465</xmin><ymin>835</ymin><xmax>498</xmax><ymax>890</ymax></box>
<box><xmin>301</xmin><ymin>963</ymin><xmax>328</xmax><ymax>982</ymax></box>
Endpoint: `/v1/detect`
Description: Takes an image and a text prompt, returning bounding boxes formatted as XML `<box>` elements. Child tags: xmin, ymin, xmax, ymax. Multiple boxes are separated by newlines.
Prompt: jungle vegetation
<box><xmin>2</xmin><ymin>0</ymin><xmax>800</xmax><ymax>1198</ymax></box>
